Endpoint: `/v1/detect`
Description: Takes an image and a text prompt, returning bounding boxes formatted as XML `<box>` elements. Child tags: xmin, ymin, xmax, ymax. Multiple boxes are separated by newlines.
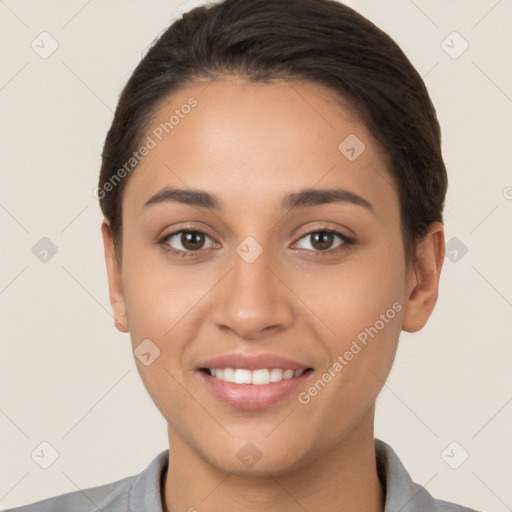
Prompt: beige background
<box><xmin>1</xmin><ymin>0</ymin><xmax>511</xmax><ymax>510</ymax></box>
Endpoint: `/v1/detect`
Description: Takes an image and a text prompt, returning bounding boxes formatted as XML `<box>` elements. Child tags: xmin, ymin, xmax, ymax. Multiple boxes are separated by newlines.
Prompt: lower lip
<box><xmin>197</xmin><ymin>370</ymin><xmax>313</xmax><ymax>410</ymax></box>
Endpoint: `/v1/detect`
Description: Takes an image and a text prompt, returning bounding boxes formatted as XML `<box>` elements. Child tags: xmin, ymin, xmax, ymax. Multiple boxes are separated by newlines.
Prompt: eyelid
<box><xmin>293</xmin><ymin>221</ymin><xmax>352</xmax><ymax>239</ymax></box>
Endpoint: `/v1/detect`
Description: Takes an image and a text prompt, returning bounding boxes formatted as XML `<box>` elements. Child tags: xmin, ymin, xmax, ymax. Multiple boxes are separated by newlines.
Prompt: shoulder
<box><xmin>3</xmin><ymin>450</ymin><xmax>169</xmax><ymax>512</ymax></box>
<box><xmin>374</xmin><ymin>438</ymin><xmax>482</xmax><ymax>512</ymax></box>
<box><xmin>435</xmin><ymin>498</ymin><xmax>480</xmax><ymax>512</ymax></box>
<box><xmin>2</xmin><ymin>476</ymin><xmax>134</xmax><ymax>512</ymax></box>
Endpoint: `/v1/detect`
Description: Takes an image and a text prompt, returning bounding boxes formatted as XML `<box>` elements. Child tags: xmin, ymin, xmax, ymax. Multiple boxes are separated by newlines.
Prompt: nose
<box><xmin>211</xmin><ymin>246</ymin><xmax>295</xmax><ymax>340</ymax></box>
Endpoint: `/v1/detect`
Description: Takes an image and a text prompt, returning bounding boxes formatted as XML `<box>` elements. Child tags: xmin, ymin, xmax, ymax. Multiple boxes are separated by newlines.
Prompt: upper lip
<box><xmin>196</xmin><ymin>353</ymin><xmax>312</xmax><ymax>371</ymax></box>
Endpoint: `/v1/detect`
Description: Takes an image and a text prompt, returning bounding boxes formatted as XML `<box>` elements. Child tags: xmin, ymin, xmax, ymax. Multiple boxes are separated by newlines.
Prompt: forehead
<box><xmin>123</xmin><ymin>77</ymin><xmax>397</xmax><ymax>216</ymax></box>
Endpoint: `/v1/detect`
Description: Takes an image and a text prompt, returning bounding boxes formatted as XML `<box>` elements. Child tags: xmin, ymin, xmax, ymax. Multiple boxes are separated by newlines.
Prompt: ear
<box><xmin>101</xmin><ymin>220</ymin><xmax>129</xmax><ymax>333</ymax></box>
<box><xmin>402</xmin><ymin>222</ymin><xmax>445</xmax><ymax>333</ymax></box>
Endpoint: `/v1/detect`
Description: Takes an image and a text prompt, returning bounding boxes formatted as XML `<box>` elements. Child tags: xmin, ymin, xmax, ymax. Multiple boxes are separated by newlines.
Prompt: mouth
<box><xmin>196</xmin><ymin>367</ymin><xmax>314</xmax><ymax>410</ymax></box>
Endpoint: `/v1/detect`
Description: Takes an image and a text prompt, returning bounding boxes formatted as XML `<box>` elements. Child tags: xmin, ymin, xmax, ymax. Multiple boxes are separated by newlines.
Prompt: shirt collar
<box><xmin>375</xmin><ymin>437</ymin><xmax>440</xmax><ymax>511</ymax></box>
<box><xmin>128</xmin><ymin>449</ymin><xmax>168</xmax><ymax>511</ymax></box>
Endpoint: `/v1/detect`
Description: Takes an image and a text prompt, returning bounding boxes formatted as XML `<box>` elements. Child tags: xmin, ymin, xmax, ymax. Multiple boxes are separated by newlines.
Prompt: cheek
<box><xmin>119</xmin><ymin>251</ymin><xmax>205</xmax><ymax>423</ymax></box>
<box><xmin>120</xmin><ymin>243</ymin><xmax>217</xmax><ymax>398</ymax></box>
<box><xmin>299</xmin><ymin>239</ymin><xmax>406</xmax><ymax>343</ymax></box>
<box><xmin>297</xmin><ymin>241</ymin><xmax>406</xmax><ymax>404</ymax></box>
<box><xmin>121</xmin><ymin>236</ymin><xmax>201</xmax><ymax>338</ymax></box>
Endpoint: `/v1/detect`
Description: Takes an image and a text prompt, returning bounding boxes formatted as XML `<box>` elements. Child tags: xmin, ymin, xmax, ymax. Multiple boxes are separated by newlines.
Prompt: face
<box><xmin>102</xmin><ymin>77</ymin><xmax>443</xmax><ymax>475</ymax></box>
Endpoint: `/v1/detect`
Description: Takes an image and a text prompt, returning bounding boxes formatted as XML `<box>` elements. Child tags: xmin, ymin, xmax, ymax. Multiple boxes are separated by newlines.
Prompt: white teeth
<box><xmin>223</xmin><ymin>368</ymin><xmax>235</xmax><ymax>382</ymax></box>
<box><xmin>269</xmin><ymin>368</ymin><xmax>283</xmax><ymax>382</ymax></box>
<box><xmin>283</xmin><ymin>369</ymin><xmax>294</xmax><ymax>379</ymax></box>
<box><xmin>251</xmin><ymin>369</ymin><xmax>269</xmax><ymax>385</ymax></box>
<box><xmin>207</xmin><ymin>367</ymin><xmax>307</xmax><ymax>385</ymax></box>
<box><xmin>233</xmin><ymin>369</ymin><xmax>252</xmax><ymax>384</ymax></box>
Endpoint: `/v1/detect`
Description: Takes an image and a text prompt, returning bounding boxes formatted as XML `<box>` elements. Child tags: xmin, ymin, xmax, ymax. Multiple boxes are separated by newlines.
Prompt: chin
<box><xmin>200</xmin><ymin>439</ymin><xmax>312</xmax><ymax>477</ymax></box>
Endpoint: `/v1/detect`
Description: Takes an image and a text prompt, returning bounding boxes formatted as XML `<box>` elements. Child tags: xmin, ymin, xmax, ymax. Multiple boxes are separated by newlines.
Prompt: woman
<box><xmin>7</xmin><ymin>0</ymin><xmax>480</xmax><ymax>510</ymax></box>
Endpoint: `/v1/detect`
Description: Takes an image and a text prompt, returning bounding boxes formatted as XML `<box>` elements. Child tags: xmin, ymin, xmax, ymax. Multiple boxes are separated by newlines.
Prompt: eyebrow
<box><xmin>143</xmin><ymin>186</ymin><xmax>375</xmax><ymax>214</ymax></box>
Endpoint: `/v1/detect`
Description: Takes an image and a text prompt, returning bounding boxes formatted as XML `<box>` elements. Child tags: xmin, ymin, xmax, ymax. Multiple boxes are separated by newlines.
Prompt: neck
<box><xmin>162</xmin><ymin>407</ymin><xmax>384</xmax><ymax>512</ymax></box>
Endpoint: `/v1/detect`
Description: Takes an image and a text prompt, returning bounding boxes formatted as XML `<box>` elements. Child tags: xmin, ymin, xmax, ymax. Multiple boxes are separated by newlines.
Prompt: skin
<box><xmin>102</xmin><ymin>77</ymin><xmax>444</xmax><ymax>512</ymax></box>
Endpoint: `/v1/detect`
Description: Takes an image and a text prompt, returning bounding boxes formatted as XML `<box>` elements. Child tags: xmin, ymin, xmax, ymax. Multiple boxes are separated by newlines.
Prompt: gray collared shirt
<box><xmin>5</xmin><ymin>438</ymin><xmax>480</xmax><ymax>511</ymax></box>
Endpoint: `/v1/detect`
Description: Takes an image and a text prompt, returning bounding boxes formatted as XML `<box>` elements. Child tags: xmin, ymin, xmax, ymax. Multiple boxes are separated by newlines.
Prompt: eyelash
<box><xmin>157</xmin><ymin>226</ymin><xmax>354</xmax><ymax>259</ymax></box>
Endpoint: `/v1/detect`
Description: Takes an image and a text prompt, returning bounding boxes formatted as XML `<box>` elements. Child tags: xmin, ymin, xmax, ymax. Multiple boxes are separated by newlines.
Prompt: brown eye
<box><xmin>292</xmin><ymin>229</ymin><xmax>353</xmax><ymax>257</ymax></box>
<box><xmin>310</xmin><ymin>231</ymin><xmax>336</xmax><ymax>251</ymax></box>
<box><xmin>180</xmin><ymin>231</ymin><xmax>206</xmax><ymax>251</ymax></box>
<box><xmin>160</xmin><ymin>230</ymin><xmax>216</xmax><ymax>255</ymax></box>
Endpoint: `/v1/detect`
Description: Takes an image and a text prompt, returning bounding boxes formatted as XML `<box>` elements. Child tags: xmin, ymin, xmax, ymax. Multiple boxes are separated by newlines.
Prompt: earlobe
<box><xmin>402</xmin><ymin>222</ymin><xmax>445</xmax><ymax>333</ymax></box>
<box><xmin>114</xmin><ymin>317</ymin><xmax>129</xmax><ymax>333</ymax></box>
<box><xmin>101</xmin><ymin>220</ymin><xmax>129</xmax><ymax>334</ymax></box>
